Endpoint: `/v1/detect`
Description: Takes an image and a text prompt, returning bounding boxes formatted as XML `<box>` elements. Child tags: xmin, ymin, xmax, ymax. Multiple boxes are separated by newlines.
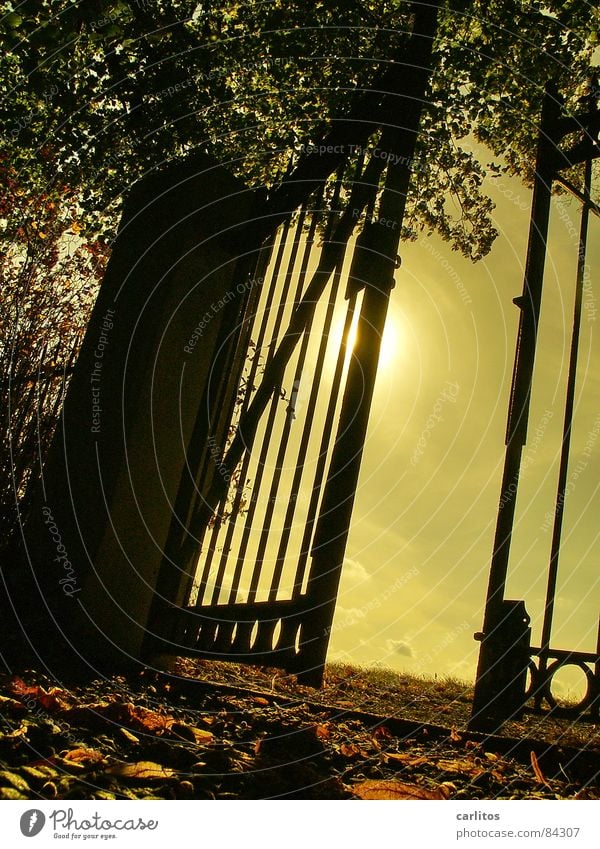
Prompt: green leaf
<box><xmin>5</xmin><ymin>12</ymin><xmax>23</xmax><ymax>28</ymax></box>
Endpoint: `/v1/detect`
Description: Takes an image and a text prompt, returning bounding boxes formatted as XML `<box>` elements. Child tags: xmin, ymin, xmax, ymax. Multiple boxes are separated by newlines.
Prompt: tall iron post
<box><xmin>538</xmin><ymin>158</ymin><xmax>592</xmax><ymax>683</ymax></box>
<box><xmin>470</xmin><ymin>83</ymin><xmax>563</xmax><ymax>730</ymax></box>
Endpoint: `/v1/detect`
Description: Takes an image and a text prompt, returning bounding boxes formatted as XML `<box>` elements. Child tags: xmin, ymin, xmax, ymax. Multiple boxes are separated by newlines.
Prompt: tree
<box><xmin>1</xmin><ymin>1</ymin><xmax>596</xmax><ymax>260</ymax></box>
<box><xmin>0</xmin><ymin>0</ymin><xmax>596</xmax><ymax>547</ymax></box>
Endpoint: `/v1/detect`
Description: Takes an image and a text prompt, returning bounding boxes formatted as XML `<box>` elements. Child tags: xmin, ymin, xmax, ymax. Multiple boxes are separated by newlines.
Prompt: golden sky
<box><xmin>328</xmin><ymin>156</ymin><xmax>599</xmax><ymax>695</ymax></box>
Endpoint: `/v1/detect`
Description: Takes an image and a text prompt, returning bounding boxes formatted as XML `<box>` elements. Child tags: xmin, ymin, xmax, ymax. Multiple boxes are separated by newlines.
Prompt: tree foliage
<box><xmin>1</xmin><ymin>0</ymin><xmax>597</xmax><ymax>261</ymax></box>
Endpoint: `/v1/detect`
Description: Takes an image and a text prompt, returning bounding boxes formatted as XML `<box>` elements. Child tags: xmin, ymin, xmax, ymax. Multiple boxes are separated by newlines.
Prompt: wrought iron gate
<box><xmin>147</xmin><ymin>150</ymin><xmax>400</xmax><ymax>684</ymax></box>
<box><xmin>145</xmin><ymin>1</ymin><xmax>439</xmax><ymax>684</ymax></box>
<box><xmin>173</xmin><ymin>187</ymin><xmax>361</xmax><ymax>675</ymax></box>
<box><xmin>471</xmin><ymin>80</ymin><xmax>600</xmax><ymax>730</ymax></box>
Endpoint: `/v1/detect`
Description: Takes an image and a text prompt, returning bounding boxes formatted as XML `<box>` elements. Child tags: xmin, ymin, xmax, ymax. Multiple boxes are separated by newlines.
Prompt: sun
<box><xmin>345</xmin><ymin>311</ymin><xmax>400</xmax><ymax>370</ymax></box>
<box><xmin>379</xmin><ymin>314</ymin><xmax>400</xmax><ymax>369</ymax></box>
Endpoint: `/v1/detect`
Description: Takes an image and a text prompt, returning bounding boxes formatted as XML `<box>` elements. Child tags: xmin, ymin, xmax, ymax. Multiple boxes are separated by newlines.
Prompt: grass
<box><xmin>164</xmin><ymin>656</ymin><xmax>599</xmax><ymax>752</ymax></box>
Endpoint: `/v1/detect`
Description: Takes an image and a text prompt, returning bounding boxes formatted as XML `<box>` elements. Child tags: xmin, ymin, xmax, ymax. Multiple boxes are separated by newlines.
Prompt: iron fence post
<box><xmin>470</xmin><ymin>83</ymin><xmax>563</xmax><ymax>730</ymax></box>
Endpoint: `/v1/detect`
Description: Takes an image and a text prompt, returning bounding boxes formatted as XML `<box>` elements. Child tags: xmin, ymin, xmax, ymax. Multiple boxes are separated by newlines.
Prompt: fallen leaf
<box><xmin>435</xmin><ymin>758</ymin><xmax>484</xmax><ymax>776</ymax></box>
<box><xmin>59</xmin><ymin>701</ymin><xmax>171</xmax><ymax>735</ymax></box>
<box><xmin>373</xmin><ymin>725</ymin><xmax>393</xmax><ymax>741</ymax></box>
<box><xmin>0</xmin><ymin>770</ymin><xmax>31</xmax><ymax>794</ymax></box>
<box><xmin>351</xmin><ymin>779</ymin><xmax>450</xmax><ymax>800</ymax></box>
<box><xmin>0</xmin><ymin>695</ymin><xmax>27</xmax><ymax>714</ymax></box>
<box><xmin>50</xmin><ymin>758</ymin><xmax>87</xmax><ymax>774</ymax></box>
<box><xmin>384</xmin><ymin>753</ymin><xmax>428</xmax><ymax>767</ymax></box>
<box><xmin>105</xmin><ymin>761</ymin><xmax>174</xmax><ymax>781</ymax></box>
<box><xmin>449</xmin><ymin>728</ymin><xmax>462</xmax><ymax>743</ymax></box>
<box><xmin>5</xmin><ymin>723</ymin><xmax>27</xmax><ymax>739</ymax></box>
<box><xmin>340</xmin><ymin>742</ymin><xmax>365</xmax><ymax>759</ymax></box>
<box><xmin>315</xmin><ymin>723</ymin><xmax>331</xmax><ymax>740</ymax></box>
<box><xmin>63</xmin><ymin>748</ymin><xmax>105</xmax><ymax>766</ymax></box>
<box><xmin>42</xmin><ymin>780</ymin><xmax>58</xmax><ymax>798</ymax></box>
<box><xmin>0</xmin><ymin>787</ymin><xmax>27</xmax><ymax>800</ymax></box>
<box><xmin>252</xmin><ymin>697</ymin><xmax>270</xmax><ymax>706</ymax></box>
<box><xmin>21</xmin><ymin>764</ymin><xmax>60</xmax><ymax>781</ymax></box>
<box><xmin>119</xmin><ymin>728</ymin><xmax>140</xmax><ymax>744</ymax></box>
<box><xmin>111</xmin><ymin>703</ymin><xmax>170</xmax><ymax>734</ymax></box>
<box><xmin>530</xmin><ymin>751</ymin><xmax>550</xmax><ymax>787</ymax></box>
<box><xmin>8</xmin><ymin>678</ymin><xmax>72</xmax><ymax>712</ymax></box>
<box><xmin>167</xmin><ymin>721</ymin><xmax>214</xmax><ymax>745</ymax></box>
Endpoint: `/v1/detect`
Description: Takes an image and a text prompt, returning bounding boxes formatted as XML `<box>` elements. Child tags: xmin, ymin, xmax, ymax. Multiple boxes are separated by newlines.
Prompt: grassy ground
<box><xmin>1</xmin><ymin>657</ymin><xmax>597</xmax><ymax>800</ymax></box>
<box><xmin>168</xmin><ymin>657</ymin><xmax>599</xmax><ymax>751</ymax></box>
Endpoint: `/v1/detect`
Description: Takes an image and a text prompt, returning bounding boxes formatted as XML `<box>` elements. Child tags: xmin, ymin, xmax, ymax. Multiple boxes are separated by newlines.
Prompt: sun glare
<box><xmin>379</xmin><ymin>315</ymin><xmax>399</xmax><ymax>369</ymax></box>
<box><xmin>344</xmin><ymin>312</ymin><xmax>400</xmax><ymax>370</ymax></box>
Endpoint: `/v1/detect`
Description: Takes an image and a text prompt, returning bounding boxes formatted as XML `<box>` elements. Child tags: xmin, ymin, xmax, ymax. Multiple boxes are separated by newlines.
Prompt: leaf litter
<box><xmin>0</xmin><ymin>661</ymin><xmax>597</xmax><ymax>800</ymax></box>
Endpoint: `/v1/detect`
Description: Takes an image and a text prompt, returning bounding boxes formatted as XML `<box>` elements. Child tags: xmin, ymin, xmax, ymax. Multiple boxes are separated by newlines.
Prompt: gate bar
<box><xmin>292</xmin><ymin>291</ymin><xmax>359</xmax><ymax>600</ymax></box>
<box><xmin>208</xmin><ymin>203</ymin><xmax>310</xmax><ymax>605</ymax></box>
<box><xmin>471</xmin><ymin>77</ymin><xmax>600</xmax><ymax>728</ymax></box>
<box><xmin>176</xmin><ymin>153</ymin><xmax>387</xmax><ymax>571</ymax></box>
<box><xmin>218</xmin><ymin>218</ymin><xmax>294</xmax><ymax>604</ymax></box>
<box><xmin>246</xmin><ymin>198</ymin><xmax>324</xmax><ymax>602</ymax></box>
<box><xmin>485</xmin><ymin>84</ymin><xmax>561</xmax><ymax>622</ymax></box>
<box><xmin>269</xmin><ymin>174</ymin><xmax>347</xmax><ymax>600</ymax></box>
<box><xmin>192</xmin><ymin>227</ymin><xmax>289</xmax><ymax>605</ymax></box>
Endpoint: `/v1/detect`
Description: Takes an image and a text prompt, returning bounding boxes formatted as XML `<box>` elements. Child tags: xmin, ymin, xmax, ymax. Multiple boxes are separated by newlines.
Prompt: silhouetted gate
<box><xmin>144</xmin><ymin>3</ymin><xmax>440</xmax><ymax>684</ymax></box>
<box><xmin>162</xmin><ymin>185</ymin><xmax>368</xmax><ymax>682</ymax></box>
<box><xmin>147</xmin><ymin>148</ymin><xmax>404</xmax><ymax>684</ymax></box>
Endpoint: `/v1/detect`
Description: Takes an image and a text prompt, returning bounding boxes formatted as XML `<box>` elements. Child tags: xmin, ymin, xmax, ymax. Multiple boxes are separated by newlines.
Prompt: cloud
<box><xmin>341</xmin><ymin>557</ymin><xmax>371</xmax><ymax>585</ymax></box>
<box><xmin>386</xmin><ymin>639</ymin><xmax>414</xmax><ymax>657</ymax></box>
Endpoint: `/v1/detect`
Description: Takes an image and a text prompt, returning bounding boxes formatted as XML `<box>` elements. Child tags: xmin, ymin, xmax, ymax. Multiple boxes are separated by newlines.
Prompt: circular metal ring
<box><xmin>542</xmin><ymin>658</ymin><xmax>595</xmax><ymax>713</ymax></box>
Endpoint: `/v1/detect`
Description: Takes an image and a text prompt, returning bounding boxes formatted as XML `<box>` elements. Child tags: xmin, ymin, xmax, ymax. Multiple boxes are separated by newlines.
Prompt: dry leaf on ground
<box><xmin>315</xmin><ymin>723</ymin><xmax>332</xmax><ymax>740</ymax></box>
<box><xmin>105</xmin><ymin>761</ymin><xmax>174</xmax><ymax>781</ymax></box>
<box><xmin>166</xmin><ymin>721</ymin><xmax>214</xmax><ymax>745</ymax></box>
<box><xmin>340</xmin><ymin>742</ymin><xmax>367</xmax><ymax>759</ymax></box>
<box><xmin>59</xmin><ymin>701</ymin><xmax>172</xmax><ymax>735</ymax></box>
<box><xmin>8</xmin><ymin>678</ymin><xmax>72</xmax><ymax>712</ymax></box>
<box><xmin>0</xmin><ymin>695</ymin><xmax>27</xmax><ymax>714</ymax></box>
<box><xmin>351</xmin><ymin>779</ymin><xmax>450</xmax><ymax>800</ymax></box>
<box><xmin>435</xmin><ymin>757</ymin><xmax>485</xmax><ymax>776</ymax></box>
<box><xmin>531</xmin><ymin>751</ymin><xmax>550</xmax><ymax>787</ymax></box>
<box><xmin>384</xmin><ymin>752</ymin><xmax>428</xmax><ymax>767</ymax></box>
<box><xmin>63</xmin><ymin>748</ymin><xmax>106</xmax><ymax>766</ymax></box>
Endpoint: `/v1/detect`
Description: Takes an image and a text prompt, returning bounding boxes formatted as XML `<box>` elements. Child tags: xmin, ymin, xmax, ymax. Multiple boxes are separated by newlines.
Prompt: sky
<box><xmin>327</xmin><ymin>153</ymin><xmax>600</xmax><ymax>696</ymax></box>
